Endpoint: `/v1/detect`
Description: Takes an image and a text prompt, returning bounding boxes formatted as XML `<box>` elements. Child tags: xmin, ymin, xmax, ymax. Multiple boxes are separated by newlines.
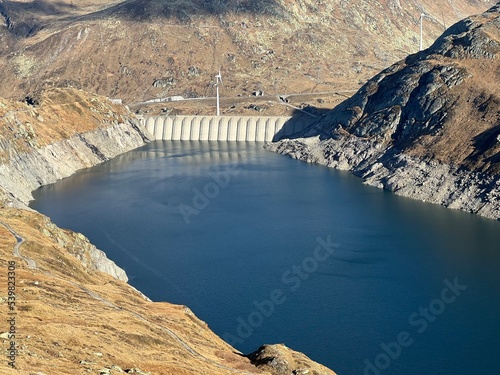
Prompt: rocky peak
<box><xmin>314</xmin><ymin>3</ymin><xmax>499</xmax><ymax>169</ymax></box>
<box><xmin>427</xmin><ymin>3</ymin><xmax>500</xmax><ymax>59</ymax></box>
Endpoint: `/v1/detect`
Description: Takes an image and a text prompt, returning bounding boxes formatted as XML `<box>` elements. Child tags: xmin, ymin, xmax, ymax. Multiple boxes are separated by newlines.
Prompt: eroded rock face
<box><xmin>267</xmin><ymin>4</ymin><xmax>500</xmax><ymax>220</ymax></box>
<box><xmin>0</xmin><ymin>89</ymin><xmax>153</xmax><ymax>207</ymax></box>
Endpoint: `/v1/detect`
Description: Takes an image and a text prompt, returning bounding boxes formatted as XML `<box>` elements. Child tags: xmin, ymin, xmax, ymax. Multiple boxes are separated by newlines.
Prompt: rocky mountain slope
<box><xmin>267</xmin><ymin>3</ymin><xmax>500</xmax><ymax>220</ymax></box>
<box><xmin>0</xmin><ymin>0</ymin><xmax>495</xmax><ymax>114</ymax></box>
<box><xmin>0</xmin><ymin>88</ymin><xmax>337</xmax><ymax>374</ymax></box>
<box><xmin>0</xmin><ymin>88</ymin><xmax>151</xmax><ymax>206</ymax></box>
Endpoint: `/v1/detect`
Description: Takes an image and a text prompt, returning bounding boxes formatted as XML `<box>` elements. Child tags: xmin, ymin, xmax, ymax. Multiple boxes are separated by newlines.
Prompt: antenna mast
<box><xmin>419</xmin><ymin>13</ymin><xmax>425</xmax><ymax>51</ymax></box>
<box><xmin>215</xmin><ymin>69</ymin><xmax>222</xmax><ymax>116</ymax></box>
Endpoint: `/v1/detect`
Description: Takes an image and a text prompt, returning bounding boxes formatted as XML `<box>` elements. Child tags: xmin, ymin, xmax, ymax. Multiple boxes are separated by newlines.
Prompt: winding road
<box><xmin>0</xmin><ymin>219</ymin><xmax>36</xmax><ymax>269</ymax></box>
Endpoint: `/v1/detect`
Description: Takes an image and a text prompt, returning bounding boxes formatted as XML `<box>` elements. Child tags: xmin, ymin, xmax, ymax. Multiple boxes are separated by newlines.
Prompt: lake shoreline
<box><xmin>265</xmin><ymin>134</ymin><xmax>500</xmax><ymax>221</ymax></box>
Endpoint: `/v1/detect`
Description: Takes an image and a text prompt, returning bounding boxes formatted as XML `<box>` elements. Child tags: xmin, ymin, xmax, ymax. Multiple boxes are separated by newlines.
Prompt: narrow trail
<box><xmin>0</xmin><ymin>220</ymin><xmax>36</xmax><ymax>269</ymax></box>
<box><xmin>65</xmin><ymin>279</ymin><xmax>257</xmax><ymax>374</ymax></box>
<box><xmin>0</xmin><ymin>219</ymin><xmax>255</xmax><ymax>374</ymax></box>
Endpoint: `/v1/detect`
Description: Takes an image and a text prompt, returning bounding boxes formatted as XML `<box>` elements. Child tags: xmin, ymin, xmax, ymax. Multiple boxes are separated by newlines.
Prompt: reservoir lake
<box><xmin>31</xmin><ymin>141</ymin><xmax>500</xmax><ymax>375</ymax></box>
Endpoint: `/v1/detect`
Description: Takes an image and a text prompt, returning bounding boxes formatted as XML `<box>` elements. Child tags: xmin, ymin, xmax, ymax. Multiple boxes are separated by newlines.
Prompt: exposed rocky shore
<box><xmin>1</xmin><ymin>120</ymin><xmax>151</xmax><ymax>206</ymax></box>
<box><xmin>267</xmin><ymin>4</ymin><xmax>500</xmax><ymax>220</ymax></box>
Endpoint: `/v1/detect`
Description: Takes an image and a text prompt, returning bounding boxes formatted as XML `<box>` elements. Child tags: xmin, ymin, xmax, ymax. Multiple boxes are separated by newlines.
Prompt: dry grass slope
<box><xmin>0</xmin><ymin>208</ymin><xmax>265</xmax><ymax>374</ymax></box>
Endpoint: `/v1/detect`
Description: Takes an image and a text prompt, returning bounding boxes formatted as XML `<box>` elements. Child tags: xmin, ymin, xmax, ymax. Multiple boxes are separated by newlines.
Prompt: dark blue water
<box><xmin>31</xmin><ymin>141</ymin><xmax>500</xmax><ymax>375</ymax></box>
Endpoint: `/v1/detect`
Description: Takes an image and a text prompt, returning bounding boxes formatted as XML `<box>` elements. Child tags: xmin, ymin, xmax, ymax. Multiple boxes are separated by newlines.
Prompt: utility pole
<box><xmin>419</xmin><ymin>13</ymin><xmax>426</xmax><ymax>51</ymax></box>
<box><xmin>216</xmin><ymin>83</ymin><xmax>220</xmax><ymax>116</ymax></box>
<box><xmin>215</xmin><ymin>69</ymin><xmax>222</xmax><ymax>116</ymax></box>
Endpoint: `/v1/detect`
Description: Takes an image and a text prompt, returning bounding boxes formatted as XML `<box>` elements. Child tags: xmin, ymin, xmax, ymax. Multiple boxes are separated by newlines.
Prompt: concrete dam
<box><xmin>139</xmin><ymin>115</ymin><xmax>312</xmax><ymax>142</ymax></box>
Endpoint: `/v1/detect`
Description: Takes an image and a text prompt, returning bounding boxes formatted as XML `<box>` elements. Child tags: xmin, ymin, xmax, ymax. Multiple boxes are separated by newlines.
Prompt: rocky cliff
<box><xmin>0</xmin><ymin>88</ymin><xmax>152</xmax><ymax>206</ymax></box>
<box><xmin>0</xmin><ymin>88</ymin><xmax>337</xmax><ymax>374</ymax></box>
<box><xmin>267</xmin><ymin>4</ymin><xmax>500</xmax><ymax>220</ymax></box>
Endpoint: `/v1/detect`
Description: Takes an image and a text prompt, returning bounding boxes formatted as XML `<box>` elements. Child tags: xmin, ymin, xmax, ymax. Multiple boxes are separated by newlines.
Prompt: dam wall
<box><xmin>139</xmin><ymin>115</ymin><xmax>311</xmax><ymax>142</ymax></box>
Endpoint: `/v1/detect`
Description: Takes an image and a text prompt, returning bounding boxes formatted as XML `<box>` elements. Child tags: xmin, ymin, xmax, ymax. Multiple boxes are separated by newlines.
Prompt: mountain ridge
<box><xmin>0</xmin><ymin>0</ymin><xmax>495</xmax><ymax>115</ymax></box>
